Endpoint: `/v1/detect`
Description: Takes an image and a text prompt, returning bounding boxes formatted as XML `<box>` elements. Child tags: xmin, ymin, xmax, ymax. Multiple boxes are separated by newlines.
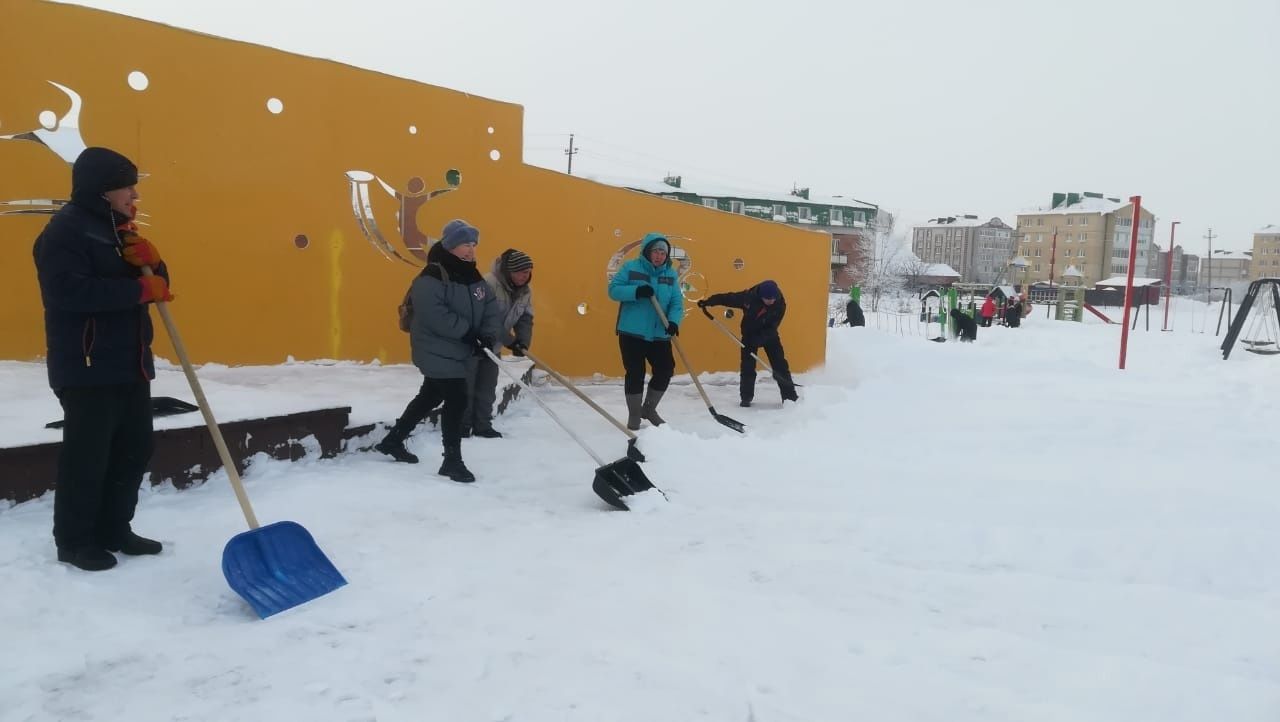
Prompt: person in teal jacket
<box><xmin>607</xmin><ymin>232</ymin><xmax>685</xmax><ymax>430</ymax></box>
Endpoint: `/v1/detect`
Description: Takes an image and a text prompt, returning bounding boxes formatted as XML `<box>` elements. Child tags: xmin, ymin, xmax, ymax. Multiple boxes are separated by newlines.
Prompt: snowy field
<box><xmin>2</xmin><ymin>298</ymin><xmax>1279</xmax><ymax>721</ymax></box>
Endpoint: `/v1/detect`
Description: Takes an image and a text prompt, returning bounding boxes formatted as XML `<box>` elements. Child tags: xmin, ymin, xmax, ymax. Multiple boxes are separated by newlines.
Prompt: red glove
<box><xmin>122</xmin><ymin>236</ymin><xmax>161</xmax><ymax>268</ymax></box>
<box><xmin>138</xmin><ymin>275</ymin><xmax>173</xmax><ymax>303</ymax></box>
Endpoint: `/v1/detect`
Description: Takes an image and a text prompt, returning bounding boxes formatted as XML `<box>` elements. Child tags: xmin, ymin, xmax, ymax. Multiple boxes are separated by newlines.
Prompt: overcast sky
<box><xmin>70</xmin><ymin>0</ymin><xmax>1279</xmax><ymax>252</ymax></box>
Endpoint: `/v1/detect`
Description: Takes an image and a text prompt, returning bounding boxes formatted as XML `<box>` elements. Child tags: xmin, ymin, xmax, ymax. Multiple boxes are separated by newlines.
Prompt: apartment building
<box><xmin>1250</xmin><ymin>224</ymin><xmax>1280</xmax><ymax>280</ymax></box>
<box><xmin>909</xmin><ymin>215</ymin><xmax>1014</xmax><ymax>284</ymax></box>
<box><xmin>1014</xmin><ymin>192</ymin><xmax>1157</xmax><ymax>287</ymax></box>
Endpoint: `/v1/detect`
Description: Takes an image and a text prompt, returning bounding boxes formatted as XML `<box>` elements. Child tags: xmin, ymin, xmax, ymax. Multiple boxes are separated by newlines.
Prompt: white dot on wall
<box><xmin>38</xmin><ymin>110</ymin><xmax>57</xmax><ymax>129</ymax></box>
<box><xmin>408</xmin><ymin>125</ymin><xmax>418</xmax><ymax>135</ymax></box>
<box><xmin>487</xmin><ymin>126</ymin><xmax>495</xmax><ymax>134</ymax></box>
<box><xmin>266</xmin><ymin>97</ymin><xmax>284</xmax><ymax>114</ymax></box>
<box><xmin>489</xmin><ymin>149</ymin><xmax>501</xmax><ymax>161</ymax></box>
<box><xmin>577</xmin><ymin>303</ymin><xmax>589</xmax><ymax>316</ymax></box>
<box><xmin>127</xmin><ymin>71</ymin><xmax>149</xmax><ymax>91</ymax></box>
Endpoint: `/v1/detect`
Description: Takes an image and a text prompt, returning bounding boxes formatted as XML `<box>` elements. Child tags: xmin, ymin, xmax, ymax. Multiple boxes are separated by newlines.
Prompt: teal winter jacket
<box><xmin>608</xmin><ymin>233</ymin><xmax>685</xmax><ymax>341</ymax></box>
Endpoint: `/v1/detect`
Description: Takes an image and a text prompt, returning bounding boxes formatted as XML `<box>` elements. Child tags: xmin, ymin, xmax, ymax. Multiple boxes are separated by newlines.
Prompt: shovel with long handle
<box><xmin>699</xmin><ymin>306</ymin><xmax>802</xmax><ymax>389</ymax></box>
<box><xmin>648</xmin><ymin>296</ymin><xmax>746</xmax><ymax>434</ymax></box>
<box><xmin>140</xmin><ymin>265</ymin><xmax>345</xmax><ymax>619</ymax></box>
<box><xmin>522</xmin><ymin>350</ymin><xmax>645</xmax><ymax>463</ymax></box>
<box><xmin>700</xmin><ymin>305</ymin><xmax>776</xmax><ymax>373</ymax></box>
<box><xmin>484</xmin><ymin>349</ymin><xmax>659</xmax><ymax>510</ymax></box>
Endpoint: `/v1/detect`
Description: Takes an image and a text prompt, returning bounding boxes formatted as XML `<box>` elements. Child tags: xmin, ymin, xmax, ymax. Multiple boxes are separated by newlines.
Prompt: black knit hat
<box><xmin>502</xmin><ymin>249</ymin><xmax>533</xmax><ymax>273</ymax></box>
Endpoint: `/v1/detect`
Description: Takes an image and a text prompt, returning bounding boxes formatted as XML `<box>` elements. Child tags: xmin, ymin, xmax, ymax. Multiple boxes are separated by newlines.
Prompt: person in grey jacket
<box><xmin>462</xmin><ymin>248</ymin><xmax>534</xmax><ymax>438</ymax></box>
<box><xmin>375</xmin><ymin>220</ymin><xmax>501</xmax><ymax>482</ymax></box>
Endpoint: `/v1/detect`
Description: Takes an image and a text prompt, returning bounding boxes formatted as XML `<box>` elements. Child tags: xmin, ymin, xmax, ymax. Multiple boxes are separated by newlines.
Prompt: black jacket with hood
<box><xmin>32</xmin><ymin>147</ymin><xmax>169</xmax><ymax>391</ymax></box>
<box><xmin>703</xmin><ymin>282</ymin><xmax>787</xmax><ymax>345</ymax></box>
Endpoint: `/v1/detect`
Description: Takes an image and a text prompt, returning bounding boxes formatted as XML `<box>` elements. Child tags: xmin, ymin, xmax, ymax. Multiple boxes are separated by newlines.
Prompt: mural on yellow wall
<box><xmin>1</xmin><ymin>0</ymin><xmax>829</xmax><ymax>377</ymax></box>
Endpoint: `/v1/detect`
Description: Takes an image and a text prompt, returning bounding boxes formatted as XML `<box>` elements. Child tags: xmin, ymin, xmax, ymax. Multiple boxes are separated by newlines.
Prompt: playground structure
<box><xmin>1220</xmin><ymin>279</ymin><xmax>1280</xmax><ymax>359</ymax></box>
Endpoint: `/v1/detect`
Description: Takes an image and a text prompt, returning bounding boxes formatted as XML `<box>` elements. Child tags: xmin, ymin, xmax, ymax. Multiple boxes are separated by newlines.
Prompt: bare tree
<box><xmin>846</xmin><ymin>222</ymin><xmax>906</xmax><ymax>312</ymax></box>
<box><xmin>898</xmin><ymin>256</ymin><xmax>935</xmax><ymax>292</ymax></box>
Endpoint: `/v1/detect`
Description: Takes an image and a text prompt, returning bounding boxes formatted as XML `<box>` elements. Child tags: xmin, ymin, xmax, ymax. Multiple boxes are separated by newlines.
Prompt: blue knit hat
<box><xmin>757</xmin><ymin>280</ymin><xmax>780</xmax><ymax>300</ymax></box>
<box><xmin>440</xmin><ymin>219</ymin><xmax>479</xmax><ymax>250</ymax></box>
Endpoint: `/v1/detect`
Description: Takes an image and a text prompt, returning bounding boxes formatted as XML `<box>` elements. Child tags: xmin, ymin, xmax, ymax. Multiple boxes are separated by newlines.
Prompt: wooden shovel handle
<box><xmin>648</xmin><ymin>296</ymin><xmax>715</xmax><ymax>410</ymax></box>
<box><xmin>141</xmin><ymin>266</ymin><xmax>260</xmax><ymax>529</ymax></box>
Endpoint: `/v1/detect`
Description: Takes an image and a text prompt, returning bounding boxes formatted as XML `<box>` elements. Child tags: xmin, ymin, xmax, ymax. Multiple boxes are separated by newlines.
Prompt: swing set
<box><xmin>1220</xmin><ymin>279</ymin><xmax>1280</xmax><ymax>359</ymax></box>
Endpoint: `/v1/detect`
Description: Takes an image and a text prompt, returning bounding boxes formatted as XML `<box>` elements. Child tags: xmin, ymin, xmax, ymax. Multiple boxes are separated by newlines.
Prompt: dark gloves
<box><xmin>634</xmin><ymin>284</ymin><xmax>654</xmax><ymax>299</ymax></box>
<box><xmin>509</xmin><ymin>341</ymin><xmax>527</xmax><ymax>357</ymax></box>
<box><xmin>463</xmin><ymin>333</ymin><xmax>495</xmax><ymax>354</ymax></box>
<box><xmin>667</xmin><ymin>322</ymin><xmax>679</xmax><ymax>337</ymax></box>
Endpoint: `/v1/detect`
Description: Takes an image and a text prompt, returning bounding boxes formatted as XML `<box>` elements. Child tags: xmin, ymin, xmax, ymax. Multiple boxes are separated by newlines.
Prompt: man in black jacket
<box><xmin>33</xmin><ymin>147</ymin><xmax>172</xmax><ymax>572</ymax></box>
<box><xmin>699</xmin><ymin>280</ymin><xmax>798</xmax><ymax>407</ymax></box>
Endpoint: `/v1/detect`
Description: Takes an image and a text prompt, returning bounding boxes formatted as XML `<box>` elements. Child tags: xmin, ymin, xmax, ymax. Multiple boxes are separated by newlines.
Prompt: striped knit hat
<box><xmin>502</xmin><ymin>248</ymin><xmax>533</xmax><ymax>273</ymax></box>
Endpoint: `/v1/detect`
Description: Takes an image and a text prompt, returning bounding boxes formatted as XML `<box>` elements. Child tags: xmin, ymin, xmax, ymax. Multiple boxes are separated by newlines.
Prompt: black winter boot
<box><xmin>57</xmin><ymin>546</ymin><xmax>117</xmax><ymax>572</ymax></box>
<box><xmin>438</xmin><ymin>444</ymin><xmax>476</xmax><ymax>483</ymax></box>
<box><xmin>104</xmin><ymin>531</ymin><xmax>162</xmax><ymax>556</ymax></box>
<box><xmin>375</xmin><ymin>437</ymin><xmax>419</xmax><ymax>464</ymax></box>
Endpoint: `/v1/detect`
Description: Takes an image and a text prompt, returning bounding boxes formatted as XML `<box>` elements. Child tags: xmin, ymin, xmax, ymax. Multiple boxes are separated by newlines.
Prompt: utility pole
<box><xmin>1162</xmin><ymin>221</ymin><xmax>1179</xmax><ymax>331</ymax></box>
<box><xmin>1205</xmin><ymin>227</ymin><xmax>1217</xmax><ymax>299</ymax></box>
<box><xmin>564</xmin><ymin>133</ymin><xmax>579</xmax><ymax>175</ymax></box>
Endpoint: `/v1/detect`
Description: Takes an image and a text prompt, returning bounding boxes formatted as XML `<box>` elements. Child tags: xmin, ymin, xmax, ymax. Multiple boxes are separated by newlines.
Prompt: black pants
<box><xmin>53</xmin><ymin>382</ymin><xmax>154</xmax><ymax>551</ymax></box>
<box><xmin>741</xmin><ymin>338</ymin><xmax>795</xmax><ymax>402</ymax></box>
<box><xmin>980</xmin><ymin>316</ymin><xmax>993</xmax><ymax>327</ymax></box>
<box><xmin>618</xmin><ymin>335</ymin><xmax>675</xmax><ymax>395</ymax></box>
<box><xmin>390</xmin><ymin>376</ymin><xmax>468</xmax><ymax>447</ymax></box>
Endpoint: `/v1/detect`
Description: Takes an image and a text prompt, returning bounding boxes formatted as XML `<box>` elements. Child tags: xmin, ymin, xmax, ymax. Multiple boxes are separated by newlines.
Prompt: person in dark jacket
<box><xmin>845</xmin><ymin>298</ymin><xmax>865</xmax><ymax>327</ymax></box>
<box><xmin>461</xmin><ymin>248</ymin><xmax>535</xmax><ymax>438</ymax></box>
<box><xmin>950</xmin><ymin>308</ymin><xmax>978</xmax><ymax>342</ymax></box>
<box><xmin>375</xmin><ymin>219</ymin><xmax>501</xmax><ymax>482</ymax></box>
<box><xmin>699</xmin><ymin>280</ymin><xmax>798</xmax><ymax>407</ymax></box>
<box><xmin>1004</xmin><ymin>297</ymin><xmax>1023</xmax><ymax>328</ymax></box>
<box><xmin>607</xmin><ymin>233</ymin><xmax>685</xmax><ymax>430</ymax></box>
<box><xmin>32</xmin><ymin>147</ymin><xmax>172</xmax><ymax>572</ymax></box>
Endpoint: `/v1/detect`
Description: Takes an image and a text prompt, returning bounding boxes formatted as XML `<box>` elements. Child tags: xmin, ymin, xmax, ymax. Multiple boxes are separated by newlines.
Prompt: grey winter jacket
<box><xmin>483</xmin><ymin>258</ymin><xmax>534</xmax><ymax>351</ymax></box>
<box><xmin>409</xmin><ymin>246</ymin><xmax>502</xmax><ymax>379</ymax></box>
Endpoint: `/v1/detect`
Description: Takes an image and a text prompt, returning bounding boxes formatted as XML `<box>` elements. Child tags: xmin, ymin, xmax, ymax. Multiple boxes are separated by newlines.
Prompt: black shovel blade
<box><xmin>707</xmin><ymin>407</ymin><xmax>747</xmax><ymax>434</ymax></box>
<box><xmin>626</xmin><ymin>438</ymin><xmax>646</xmax><ymax>462</ymax></box>
<box><xmin>591</xmin><ymin>458</ymin><xmax>654</xmax><ymax>510</ymax></box>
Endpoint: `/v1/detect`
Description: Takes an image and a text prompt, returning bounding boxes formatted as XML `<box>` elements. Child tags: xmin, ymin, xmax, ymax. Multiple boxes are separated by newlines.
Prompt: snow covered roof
<box><xmin>918</xmin><ymin>216</ymin><xmax>1006</xmax><ymax>228</ymax></box>
<box><xmin>1096</xmin><ymin>276</ymin><xmax>1163</xmax><ymax>287</ymax></box>
<box><xmin>920</xmin><ymin>263</ymin><xmax>960</xmax><ymax>278</ymax></box>
<box><xmin>1207</xmin><ymin>250</ymin><xmax>1252</xmax><ymax>260</ymax></box>
<box><xmin>1019</xmin><ymin>197</ymin><xmax>1126</xmax><ymax>216</ymax></box>
<box><xmin>1256</xmin><ymin>224</ymin><xmax>1280</xmax><ymax>235</ymax></box>
<box><xmin>585</xmin><ymin>174</ymin><xmax>878</xmax><ymax>211</ymax></box>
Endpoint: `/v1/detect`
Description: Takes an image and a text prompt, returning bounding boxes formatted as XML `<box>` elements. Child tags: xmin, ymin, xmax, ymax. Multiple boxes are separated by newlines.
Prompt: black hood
<box><xmin>70</xmin><ymin>147</ymin><xmax>138</xmax><ymax>206</ymax></box>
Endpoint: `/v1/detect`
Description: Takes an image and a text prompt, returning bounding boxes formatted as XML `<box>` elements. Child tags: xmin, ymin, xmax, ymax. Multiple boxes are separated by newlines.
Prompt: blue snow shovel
<box><xmin>142</xmin><ymin>266</ymin><xmax>346</xmax><ymax>618</ymax></box>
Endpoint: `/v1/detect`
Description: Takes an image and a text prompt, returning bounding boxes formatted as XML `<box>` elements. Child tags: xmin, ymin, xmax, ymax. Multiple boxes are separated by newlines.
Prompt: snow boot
<box><xmin>625</xmin><ymin>393</ymin><xmax>644</xmax><ymax>431</ymax></box>
<box><xmin>472</xmin><ymin>426</ymin><xmax>503</xmax><ymax>439</ymax></box>
<box><xmin>780</xmin><ymin>387</ymin><xmax>799</xmax><ymax>403</ymax></box>
<box><xmin>740</xmin><ymin>399</ymin><xmax>752</xmax><ymax>408</ymax></box>
<box><xmin>640</xmin><ymin>389</ymin><xmax>666</xmax><ymax>426</ymax></box>
<box><xmin>57</xmin><ymin>546</ymin><xmax>117</xmax><ymax>572</ymax></box>
<box><xmin>438</xmin><ymin>444</ymin><xmax>476</xmax><ymax>483</ymax></box>
<box><xmin>375</xmin><ymin>437</ymin><xmax>419</xmax><ymax>464</ymax></box>
<box><xmin>104</xmin><ymin>531</ymin><xmax>162</xmax><ymax>556</ymax></box>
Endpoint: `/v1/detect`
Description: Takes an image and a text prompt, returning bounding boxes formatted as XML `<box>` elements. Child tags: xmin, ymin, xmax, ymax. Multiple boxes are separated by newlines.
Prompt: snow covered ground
<box><xmin>3</xmin><ymin>299</ymin><xmax>1279</xmax><ymax>721</ymax></box>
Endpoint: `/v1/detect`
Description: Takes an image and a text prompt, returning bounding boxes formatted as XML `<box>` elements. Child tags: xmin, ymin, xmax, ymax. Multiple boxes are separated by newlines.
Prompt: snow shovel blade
<box><xmin>627</xmin><ymin>438</ymin><xmax>646</xmax><ymax>462</ymax></box>
<box><xmin>707</xmin><ymin>406</ymin><xmax>747</xmax><ymax>434</ymax></box>
<box><xmin>221</xmin><ymin>521</ymin><xmax>347</xmax><ymax>619</ymax></box>
<box><xmin>591</xmin><ymin>458</ymin><xmax>654</xmax><ymax>511</ymax></box>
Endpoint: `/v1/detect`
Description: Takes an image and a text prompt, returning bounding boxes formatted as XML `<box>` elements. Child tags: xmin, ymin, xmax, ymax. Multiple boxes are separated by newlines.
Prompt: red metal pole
<box><xmin>1119</xmin><ymin>196</ymin><xmax>1142</xmax><ymax>369</ymax></box>
<box><xmin>1162</xmin><ymin>221</ymin><xmax>1179</xmax><ymax>331</ymax></box>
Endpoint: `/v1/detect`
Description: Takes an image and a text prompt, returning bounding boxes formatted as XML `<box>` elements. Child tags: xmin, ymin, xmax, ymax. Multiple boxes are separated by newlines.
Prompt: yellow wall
<box><xmin>1</xmin><ymin>1</ymin><xmax>828</xmax><ymax>376</ymax></box>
